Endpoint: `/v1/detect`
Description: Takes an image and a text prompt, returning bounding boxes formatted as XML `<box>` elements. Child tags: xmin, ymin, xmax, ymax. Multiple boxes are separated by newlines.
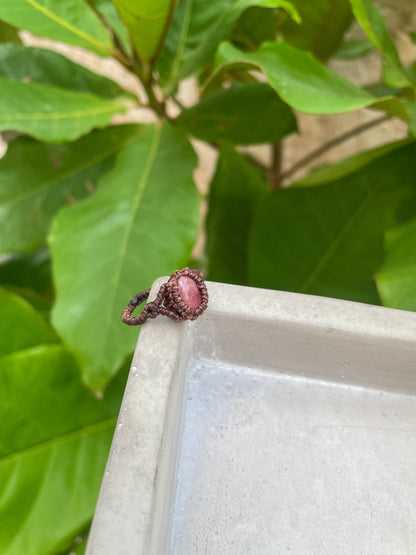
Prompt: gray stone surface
<box><xmin>87</xmin><ymin>279</ymin><xmax>416</xmax><ymax>554</ymax></box>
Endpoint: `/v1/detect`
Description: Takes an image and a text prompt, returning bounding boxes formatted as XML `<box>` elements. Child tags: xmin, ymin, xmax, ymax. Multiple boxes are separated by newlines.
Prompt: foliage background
<box><xmin>0</xmin><ymin>0</ymin><xmax>416</xmax><ymax>552</ymax></box>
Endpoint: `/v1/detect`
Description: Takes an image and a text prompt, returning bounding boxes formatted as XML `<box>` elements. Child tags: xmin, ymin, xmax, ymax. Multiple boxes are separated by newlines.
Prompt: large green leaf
<box><xmin>376</xmin><ymin>218</ymin><xmax>416</xmax><ymax>311</ymax></box>
<box><xmin>50</xmin><ymin>123</ymin><xmax>199</xmax><ymax>390</ymax></box>
<box><xmin>292</xmin><ymin>138</ymin><xmax>412</xmax><ymax>187</ymax></box>
<box><xmin>0</xmin><ymin>20</ymin><xmax>20</xmax><ymax>43</ymax></box>
<box><xmin>0</xmin><ymin>78</ymin><xmax>126</xmax><ymax>142</ymax></box>
<box><xmin>0</xmin><ymin>247</ymin><xmax>53</xmax><ymax>316</ymax></box>
<box><xmin>282</xmin><ymin>0</ymin><xmax>353</xmax><ymax>61</ymax></box>
<box><xmin>215</xmin><ymin>41</ymin><xmax>408</xmax><ymax>117</ymax></box>
<box><xmin>111</xmin><ymin>0</ymin><xmax>174</xmax><ymax>62</ymax></box>
<box><xmin>1</xmin><ymin>286</ymin><xmax>52</xmax><ymax>319</ymax></box>
<box><xmin>0</xmin><ymin>44</ymin><xmax>132</xmax><ymax>142</ymax></box>
<box><xmin>0</xmin><ymin>0</ymin><xmax>113</xmax><ymax>56</ymax></box>
<box><xmin>230</xmin><ymin>6</ymin><xmax>282</xmax><ymax>51</ymax></box>
<box><xmin>0</xmin><ymin>247</ymin><xmax>51</xmax><ymax>294</ymax></box>
<box><xmin>206</xmin><ymin>146</ymin><xmax>268</xmax><ymax>284</ymax></box>
<box><xmin>0</xmin><ymin>344</ymin><xmax>117</xmax><ymax>555</ymax></box>
<box><xmin>0</xmin><ymin>44</ymin><xmax>130</xmax><ymax>99</ymax></box>
<box><xmin>0</xmin><ymin>290</ymin><xmax>126</xmax><ymax>554</ymax></box>
<box><xmin>349</xmin><ymin>0</ymin><xmax>410</xmax><ymax>88</ymax></box>
<box><xmin>0</xmin><ymin>125</ymin><xmax>140</xmax><ymax>253</ymax></box>
<box><xmin>176</xmin><ymin>82</ymin><xmax>296</xmax><ymax>144</ymax></box>
<box><xmin>248</xmin><ymin>143</ymin><xmax>416</xmax><ymax>304</ymax></box>
<box><xmin>157</xmin><ymin>0</ymin><xmax>299</xmax><ymax>94</ymax></box>
<box><xmin>334</xmin><ymin>38</ymin><xmax>375</xmax><ymax>60</ymax></box>
<box><xmin>0</xmin><ymin>287</ymin><xmax>56</xmax><ymax>356</ymax></box>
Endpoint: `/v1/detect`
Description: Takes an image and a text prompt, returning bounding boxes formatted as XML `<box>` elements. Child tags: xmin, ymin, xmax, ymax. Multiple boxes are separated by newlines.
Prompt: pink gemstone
<box><xmin>178</xmin><ymin>276</ymin><xmax>201</xmax><ymax>308</ymax></box>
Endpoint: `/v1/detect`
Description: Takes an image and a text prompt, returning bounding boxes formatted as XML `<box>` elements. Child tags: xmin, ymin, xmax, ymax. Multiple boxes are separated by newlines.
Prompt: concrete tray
<box><xmin>87</xmin><ymin>279</ymin><xmax>416</xmax><ymax>554</ymax></box>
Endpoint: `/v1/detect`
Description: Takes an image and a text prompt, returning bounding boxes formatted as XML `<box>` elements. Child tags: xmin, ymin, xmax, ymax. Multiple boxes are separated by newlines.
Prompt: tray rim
<box><xmin>86</xmin><ymin>279</ymin><xmax>416</xmax><ymax>555</ymax></box>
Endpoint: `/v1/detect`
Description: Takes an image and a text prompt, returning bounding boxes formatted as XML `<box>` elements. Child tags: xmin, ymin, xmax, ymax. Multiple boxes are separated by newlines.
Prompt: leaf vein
<box><xmin>1</xmin><ymin>104</ymin><xmax>120</xmax><ymax>121</ymax></box>
<box><xmin>299</xmin><ymin>184</ymin><xmax>377</xmax><ymax>293</ymax></box>
<box><xmin>0</xmin><ymin>418</ymin><xmax>116</xmax><ymax>465</ymax></box>
<box><xmin>24</xmin><ymin>0</ymin><xmax>111</xmax><ymax>52</ymax></box>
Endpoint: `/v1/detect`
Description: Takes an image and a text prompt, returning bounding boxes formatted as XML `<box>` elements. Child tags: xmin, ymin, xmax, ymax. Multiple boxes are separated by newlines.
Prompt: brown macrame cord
<box><xmin>121</xmin><ymin>268</ymin><xmax>208</xmax><ymax>326</ymax></box>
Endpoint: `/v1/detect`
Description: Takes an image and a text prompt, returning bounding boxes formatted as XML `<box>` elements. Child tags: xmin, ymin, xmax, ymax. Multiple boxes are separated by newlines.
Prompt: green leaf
<box><xmin>364</xmin><ymin>81</ymin><xmax>401</xmax><ymax>98</ymax></box>
<box><xmin>1</xmin><ymin>286</ymin><xmax>52</xmax><ymax>318</ymax></box>
<box><xmin>49</xmin><ymin>123</ymin><xmax>199</xmax><ymax>390</ymax></box>
<box><xmin>0</xmin><ymin>344</ymin><xmax>117</xmax><ymax>555</ymax></box>
<box><xmin>0</xmin><ymin>78</ymin><xmax>126</xmax><ymax>142</ymax></box>
<box><xmin>292</xmin><ymin>138</ymin><xmax>412</xmax><ymax>187</ymax></box>
<box><xmin>405</xmin><ymin>101</ymin><xmax>416</xmax><ymax>137</ymax></box>
<box><xmin>215</xmin><ymin>41</ymin><xmax>408</xmax><ymax>117</ymax></box>
<box><xmin>0</xmin><ymin>247</ymin><xmax>53</xmax><ymax>317</ymax></box>
<box><xmin>382</xmin><ymin>59</ymin><xmax>412</xmax><ymax>90</ymax></box>
<box><xmin>157</xmin><ymin>0</ymin><xmax>300</xmax><ymax>94</ymax></box>
<box><xmin>0</xmin><ymin>44</ymin><xmax>130</xmax><ymax>99</ymax></box>
<box><xmin>206</xmin><ymin>146</ymin><xmax>268</xmax><ymax>284</ymax></box>
<box><xmin>199</xmin><ymin>64</ymin><xmax>257</xmax><ymax>99</ymax></box>
<box><xmin>282</xmin><ymin>0</ymin><xmax>353</xmax><ymax>61</ymax></box>
<box><xmin>0</xmin><ymin>287</ymin><xmax>56</xmax><ymax>356</ymax></box>
<box><xmin>0</xmin><ymin>247</ymin><xmax>51</xmax><ymax>294</ymax></box>
<box><xmin>0</xmin><ymin>44</ymin><xmax>133</xmax><ymax>143</ymax></box>
<box><xmin>64</xmin><ymin>534</ymin><xmax>88</xmax><ymax>555</ymax></box>
<box><xmin>0</xmin><ymin>125</ymin><xmax>140</xmax><ymax>253</ymax></box>
<box><xmin>334</xmin><ymin>38</ymin><xmax>375</xmax><ymax>60</ymax></box>
<box><xmin>349</xmin><ymin>0</ymin><xmax>410</xmax><ymax>88</ymax></box>
<box><xmin>0</xmin><ymin>0</ymin><xmax>113</xmax><ymax>56</ymax></box>
<box><xmin>370</xmin><ymin>96</ymin><xmax>409</xmax><ymax>121</ymax></box>
<box><xmin>248</xmin><ymin>143</ymin><xmax>416</xmax><ymax>304</ymax></box>
<box><xmin>376</xmin><ymin>218</ymin><xmax>416</xmax><ymax>311</ymax></box>
<box><xmin>0</xmin><ymin>20</ymin><xmax>21</xmax><ymax>43</ymax></box>
<box><xmin>176</xmin><ymin>82</ymin><xmax>296</xmax><ymax>145</ymax></box>
<box><xmin>89</xmin><ymin>0</ymin><xmax>132</xmax><ymax>55</ymax></box>
<box><xmin>111</xmin><ymin>0</ymin><xmax>174</xmax><ymax>62</ymax></box>
<box><xmin>230</xmin><ymin>6</ymin><xmax>282</xmax><ymax>51</ymax></box>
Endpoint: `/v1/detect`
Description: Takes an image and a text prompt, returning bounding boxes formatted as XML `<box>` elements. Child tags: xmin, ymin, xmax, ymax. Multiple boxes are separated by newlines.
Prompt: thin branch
<box><xmin>279</xmin><ymin>113</ymin><xmax>392</xmax><ymax>185</ymax></box>
<box><xmin>149</xmin><ymin>0</ymin><xmax>177</xmax><ymax>71</ymax></box>
<box><xmin>171</xmin><ymin>95</ymin><xmax>186</xmax><ymax>111</ymax></box>
<box><xmin>243</xmin><ymin>153</ymin><xmax>269</xmax><ymax>173</ymax></box>
<box><xmin>128</xmin><ymin>52</ymin><xmax>168</xmax><ymax>118</ymax></box>
<box><xmin>130</xmin><ymin>49</ymin><xmax>148</xmax><ymax>83</ymax></box>
<box><xmin>86</xmin><ymin>0</ymin><xmax>132</xmax><ymax>67</ymax></box>
<box><xmin>112</xmin><ymin>47</ymin><xmax>134</xmax><ymax>67</ymax></box>
<box><xmin>144</xmin><ymin>81</ymin><xmax>167</xmax><ymax>118</ymax></box>
<box><xmin>269</xmin><ymin>142</ymin><xmax>282</xmax><ymax>189</ymax></box>
<box><xmin>110</xmin><ymin>30</ymin><xmax>134</xmax><ymax>68</ymax></box>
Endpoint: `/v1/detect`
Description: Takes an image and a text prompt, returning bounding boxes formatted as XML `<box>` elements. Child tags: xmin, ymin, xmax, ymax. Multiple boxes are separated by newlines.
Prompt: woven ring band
<box><xmin>121</xmin><ymin>267</ymin><xmax>208</xmax><ymax>326</ymax></box>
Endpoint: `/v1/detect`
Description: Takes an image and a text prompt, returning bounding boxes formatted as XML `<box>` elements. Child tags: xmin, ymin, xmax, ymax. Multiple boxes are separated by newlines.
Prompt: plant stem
<box><xmin>171</xmin><ymin>95</ymin><xmax>186</xmax><ymax>111</ymax></box>
<box><xmin>150</xmin><ymin>0</ymin><xmax>177</xmax><ymax>70</ymax></box>
<box><xmin>129</xmin><ymin>54</ymin><xmax>167</xmax><ymax>118</ymax></box>
<box><xmin>269</xmin><ymin>142</ymin><xmax>282</xmax><ymax>189</ymax></box>
<box><xmin>144</xmin><ymin>79</ymin><xmax>167</xmax><ymax>118</ymax></box>
<box><xmin>86</xmin><ymin>0</ymin><xmax>132</xmax><ymax>67</ymax></box>
<box><xmin>279</xmin><ymin>113</ymin><xmax>392</xmax><ymax>185</ymax></box>
<box><xmin>112</xmin><ymin>48</ymin><xmax>133</xmax><ymax>67</ymax></box>
<box><xmin>240</xmin><ymin>152</ymin><xmax>269</xmax><ymax>172</ymax></box>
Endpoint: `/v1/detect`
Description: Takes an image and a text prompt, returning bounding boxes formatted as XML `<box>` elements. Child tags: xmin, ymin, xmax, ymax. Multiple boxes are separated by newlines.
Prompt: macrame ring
<box><xmin>121</xmin><ymin>267</ymin><xmax>208</xmax><ymax>326</ymax></box>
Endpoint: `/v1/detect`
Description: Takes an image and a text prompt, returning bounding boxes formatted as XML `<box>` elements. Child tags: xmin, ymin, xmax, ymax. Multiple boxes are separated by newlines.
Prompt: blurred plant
<box><xmin>0</xmin><ymin>0</ymin><xmax>415</xmax><ymax>552</ymax></box>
